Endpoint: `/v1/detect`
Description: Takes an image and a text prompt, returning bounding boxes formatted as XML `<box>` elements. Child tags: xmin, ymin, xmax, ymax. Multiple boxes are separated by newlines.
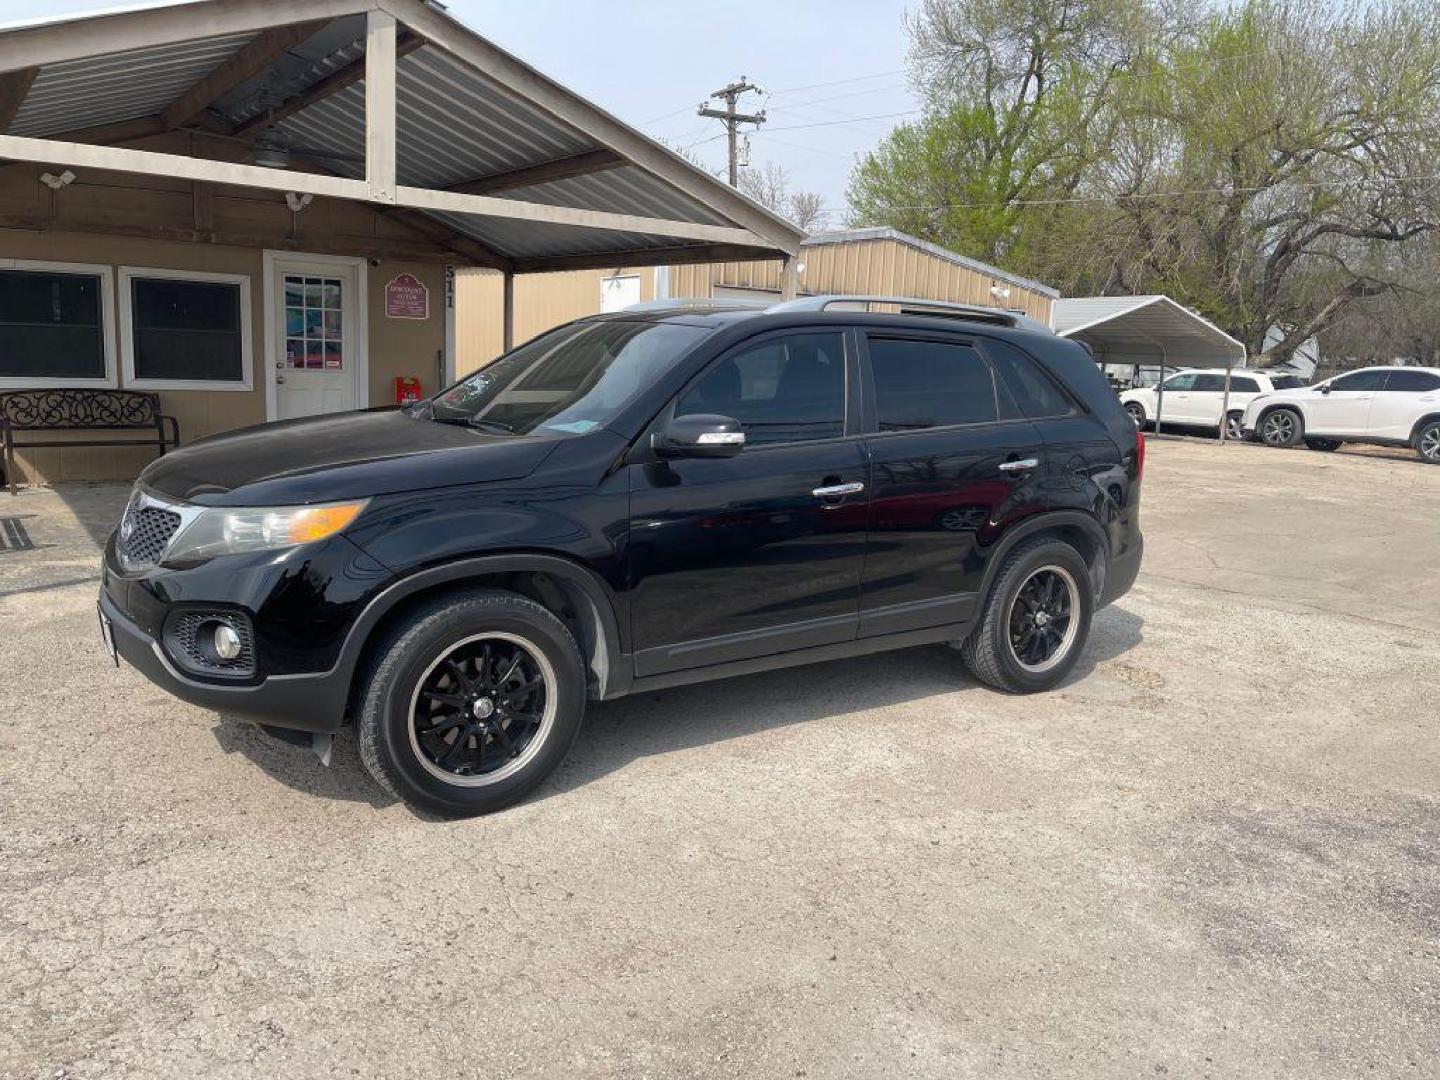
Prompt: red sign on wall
<box><xmin>385</xmin><ymin>273</ymin><xmax>429</xmax><ymax>320</ymax></box>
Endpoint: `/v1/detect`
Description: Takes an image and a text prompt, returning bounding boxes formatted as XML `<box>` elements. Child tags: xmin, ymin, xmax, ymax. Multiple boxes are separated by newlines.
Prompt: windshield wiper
<box><xmin>429</xmin><ymin>414</ymin><xmax>517</xmax><ymax>435</ymax></box>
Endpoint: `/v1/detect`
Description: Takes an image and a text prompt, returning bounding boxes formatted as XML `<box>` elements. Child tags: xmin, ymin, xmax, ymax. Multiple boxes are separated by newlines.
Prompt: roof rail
<box><xmin>768</xmin><ymin>294</ymin><xmax>1052</xmax><ymax>334</ymax></box>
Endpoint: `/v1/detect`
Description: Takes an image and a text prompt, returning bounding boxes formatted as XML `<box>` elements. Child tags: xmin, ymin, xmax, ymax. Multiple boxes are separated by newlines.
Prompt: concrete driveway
<box><xmin>1</xmin><ymin>439</ymin><xmax>1436</xmax><ymax>1079</ymax></box>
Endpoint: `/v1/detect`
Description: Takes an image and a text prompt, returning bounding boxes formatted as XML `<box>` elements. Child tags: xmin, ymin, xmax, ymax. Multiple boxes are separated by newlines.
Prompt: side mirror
<box><xmin>651</xmin><ymin>413</ymin><xmax>745</xmax><ymax>459</ymax></box>
<box><xmin>1319</xmin><ymin>383</ymin><xmax>1332</xmax><ymax>395</ymax></box>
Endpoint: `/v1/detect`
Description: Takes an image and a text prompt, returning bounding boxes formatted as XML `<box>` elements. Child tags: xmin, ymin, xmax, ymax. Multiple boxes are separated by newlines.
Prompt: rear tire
<box><xmin>1304</xmin><ymin>437</ymin><xmax>1341</xmax><ymax>452</ymax></box>
<box><xmin>1415</xmin><ymin>419</ymin><xmax>1440</xmax><ymax>465</ymax></box>
<box><xmin>356</xmin><ymin>589</ymin><xmax>586</xmax><ymax>817</ymax></box>
<box><xmin>1259</xmin><ymin>407</ymin><xmax>1303</xmax><ymax>448</ymax></box>
<box><xmin>959</xmin><ymin>538</ymin><xmax>1094</xmax><ymax>694</ymax></box>
<box><xmin>1224</xmin><ymin>411</ymin><xmax>1244</xmax><ymax>441</ymax></box>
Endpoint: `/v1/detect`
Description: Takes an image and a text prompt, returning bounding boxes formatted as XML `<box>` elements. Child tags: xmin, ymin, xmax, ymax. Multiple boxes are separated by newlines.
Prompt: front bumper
<box><xmin>99</xmin><ymin>590</ymin><xmax>352</xmax><ymax>732</ymax></box>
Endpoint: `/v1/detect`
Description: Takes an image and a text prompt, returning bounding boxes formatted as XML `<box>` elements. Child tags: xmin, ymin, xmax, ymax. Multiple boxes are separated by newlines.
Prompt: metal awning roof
<box><xmin>0</xmin><ymin>0</ymin><xmax>803</xmax><ymax>273</ymax></box>
<box><xmin>1053</xmin><ymin>295</ymin><xmax>1246</xmax><ymax>366</ymax></box>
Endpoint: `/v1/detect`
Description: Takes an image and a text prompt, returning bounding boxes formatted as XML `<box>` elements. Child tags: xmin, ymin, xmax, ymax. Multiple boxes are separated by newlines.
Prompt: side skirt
<box><xmin>623</xmin><ymin>618</ymin><xmax>974</xmax><ymax>696</ymax></box>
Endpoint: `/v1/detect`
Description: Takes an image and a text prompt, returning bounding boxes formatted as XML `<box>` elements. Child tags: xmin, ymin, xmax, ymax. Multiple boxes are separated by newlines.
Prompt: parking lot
<box><xmin>1</xmin><ymin>438</ymin><xmax>1436</xmax><ymax>1079</ymax></box>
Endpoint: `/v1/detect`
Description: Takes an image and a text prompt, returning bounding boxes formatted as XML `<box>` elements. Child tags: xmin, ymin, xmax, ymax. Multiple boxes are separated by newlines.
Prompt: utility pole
<box><xmin>698</xmin><ymin>77</ymin><xmax>765</xmax><ymax>187</ymax></box>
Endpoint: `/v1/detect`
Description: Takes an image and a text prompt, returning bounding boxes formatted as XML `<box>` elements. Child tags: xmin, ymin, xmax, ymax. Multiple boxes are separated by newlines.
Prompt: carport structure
<box><xmin>1053</xmin><ymin>295</ymin><xmax>1248</xmax><ymax>439</ymax></box>
<box><xmin>0</xmin><ymin>0</ymin><xmax>804</xmax><ymax>352</ymax></box>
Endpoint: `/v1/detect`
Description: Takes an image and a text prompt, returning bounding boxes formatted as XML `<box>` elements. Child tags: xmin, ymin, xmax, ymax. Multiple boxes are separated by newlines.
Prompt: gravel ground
<box><xmin>1</xmin><ymin>438</ymin><xmax>1436</xmax><ymax>1079</ymax></box>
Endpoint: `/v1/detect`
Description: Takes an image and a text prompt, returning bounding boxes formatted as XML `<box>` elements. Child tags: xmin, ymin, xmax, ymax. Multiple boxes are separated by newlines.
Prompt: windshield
<box><xmin>428</xmin><ymin>320</ymin><xmax>706</xmax><ymax>436</ymax></box>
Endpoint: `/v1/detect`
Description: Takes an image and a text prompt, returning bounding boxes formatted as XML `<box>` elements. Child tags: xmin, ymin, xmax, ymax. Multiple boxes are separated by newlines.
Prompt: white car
<box><xmin>1119</xmin><ymin>368</ymin><xmax>1307</xmax><ymax>441</ymax></box>
<box><xmin>1241</xmin><ymin>365</ymin><xmax>1440</xmax><ymax>463</ymax></box>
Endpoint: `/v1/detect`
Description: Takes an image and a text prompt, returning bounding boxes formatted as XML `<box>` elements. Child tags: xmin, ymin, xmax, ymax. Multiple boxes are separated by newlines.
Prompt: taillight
<box><xmin>1135</xmin><ymin>429</ymin><xmax>1146</xmax><ymax>482</ymax></box>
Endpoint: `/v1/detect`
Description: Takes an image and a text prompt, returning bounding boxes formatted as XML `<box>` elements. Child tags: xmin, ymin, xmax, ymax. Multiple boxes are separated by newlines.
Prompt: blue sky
<box><xmin>9</xmin><ymin>0</ymin><xmax>921</xmax><ymax>224</ymax></box>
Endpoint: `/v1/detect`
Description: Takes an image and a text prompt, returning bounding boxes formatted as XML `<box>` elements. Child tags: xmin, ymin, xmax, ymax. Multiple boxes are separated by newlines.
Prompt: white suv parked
<box><xmin>1120</xmin><ymin>368</ymin><xmax>1306</xmax><ymax>441</ymax></box>
<box><xmin>1241</xmin><ymin>365</ymin><xmax>1440</xmax><ymax>463</ymax></box>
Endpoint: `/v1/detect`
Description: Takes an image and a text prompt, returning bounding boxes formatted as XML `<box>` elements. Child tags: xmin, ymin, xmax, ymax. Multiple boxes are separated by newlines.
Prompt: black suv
<box><xmin>99</xmin><ymin>299</ymin><xmax>1144</xmax><ymax>816</ymax></box>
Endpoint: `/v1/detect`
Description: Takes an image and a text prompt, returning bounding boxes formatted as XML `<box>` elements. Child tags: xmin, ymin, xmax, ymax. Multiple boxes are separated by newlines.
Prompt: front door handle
<box><xmin>998</xmin><ymin>458</ymin><xmax>1040</xmax><ymax>473</ymax></box>
<box><xmin>812</xmin><ymin>481</ymin><xmax>864</xmax><ymax>500</ymax></box>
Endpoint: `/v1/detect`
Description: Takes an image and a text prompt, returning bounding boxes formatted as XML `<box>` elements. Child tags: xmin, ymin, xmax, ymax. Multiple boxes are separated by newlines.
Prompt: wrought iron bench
<box><xmin>1</xmin><ymin>389</ymin><xmax>180</xmax><ymax>495</ymax></box>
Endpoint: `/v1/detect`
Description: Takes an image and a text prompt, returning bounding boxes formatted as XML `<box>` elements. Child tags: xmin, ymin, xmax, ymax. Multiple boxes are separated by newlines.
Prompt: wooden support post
<box><xmin>502</xmin><ymin>271</ymin><xmax>515</xmax><ymax>353</ymax></box>
<box><xmin>365</xmin><ymin>10</ymin><xmax>397</xmax><ymax>205</ymax></box>
<box><xmin>780</xmin><ymin>255</ymin><xmax>799</xmax><ymax>301</ymax></box>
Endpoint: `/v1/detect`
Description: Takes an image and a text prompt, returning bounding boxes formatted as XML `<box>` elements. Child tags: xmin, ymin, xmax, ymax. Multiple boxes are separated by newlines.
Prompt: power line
<box><xmin>765</xmin><ymin>69</ymin><xmax>906</xmax><ymax>96</ymax></box>
<box><xmin>764</xmin><ymin>110</ymin><xmax>921</xmax><ymax>133</ymax></box>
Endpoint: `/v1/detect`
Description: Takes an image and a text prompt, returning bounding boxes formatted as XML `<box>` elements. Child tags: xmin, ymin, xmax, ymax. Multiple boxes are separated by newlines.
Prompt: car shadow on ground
<box><xmin>205</xmin><ymin>604</ymin><xmax>1144</xmax><ymax>815</ymax></box>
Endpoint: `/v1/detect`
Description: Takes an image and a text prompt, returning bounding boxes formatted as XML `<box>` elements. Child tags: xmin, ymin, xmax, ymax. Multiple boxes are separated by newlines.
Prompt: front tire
<box><xmin>1259</xmin><ymin>407</ymin><xmax>1303</xmax><ymax>448</ymax></box>
<box><xmin>959</xmin><ymin>538</ymin><xmax>1094</xmax><ymax>694</ymax></box>
<box><xmin>1416</xmin><ymin>419</ymin><xmax>1440</xmax><ymax>464</ymax></box>
<box><xmin>357</xmin><ymin>589</ymin><xmax>586</xmax><ymax>817</ymax></box>
<box><xmin>1124</xmin><ymin>401</ymin><xmax>1146</xmax><ymax>428</ymax></box>
<box><xmin>1224</xmin><ymin>411</ymin><xmax>1244</xmax><ymax>441</ymax></box>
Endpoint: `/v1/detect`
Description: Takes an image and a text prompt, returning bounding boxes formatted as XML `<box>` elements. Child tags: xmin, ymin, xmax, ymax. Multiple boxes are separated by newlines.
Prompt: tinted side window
<box><xmin>867</xmin><ymin>338</ymin><xmax>997</xmax><ymax>430</ymax></box>
<box><xmin>1270</xmin><ymin>376</ymin><xmax>1305</xmax><ymax>390</ymax></box>
<box><xmin>1192</xmin><ymin>374</ymin><xmax>1227</xmax><ymax>392</ymax></box>
<box><xmin>1229</xmin><ymin>376</ymin><xmax>1260</xmax><ymax>393</ymax></box>
<box><xmin>986</xmin><ymin>340</ymin><xmax>1074</xmax><ymax>419</ymax></box>
<box><xmin>676</xmin><ymin>331</ymin><xmax>845</xmax><ymax>446</ymax></box>
<box><xmin>1331</xmin><ymin>370</ymin><xmax>1387</xmax><ymax>392</ymax></box>
<box><xmin>1161</xmin><ymin>373</ymin><xmax>1197</xmax><ymax>391</ymax></box>
<box><xmin>1384</xmin><ymin>370</ymin><xmax>1440</xmax><ymax>392</ymax></box>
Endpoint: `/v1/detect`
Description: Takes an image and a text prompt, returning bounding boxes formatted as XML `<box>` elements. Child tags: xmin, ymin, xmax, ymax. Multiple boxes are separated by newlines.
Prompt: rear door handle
<box><xmin>998</xmin><ymin>458</ymin><xmax>1040</xmax><ymax>473</ymax></box>
<box><xmin>812</xmin><ymin>481</ymin><xmax>864</xmax><ymax>499</ymax></box>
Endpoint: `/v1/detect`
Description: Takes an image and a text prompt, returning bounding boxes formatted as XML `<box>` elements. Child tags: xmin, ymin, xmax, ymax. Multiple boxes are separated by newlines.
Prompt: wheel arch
<box><xmin>1408</xmin><ymin>412</ymin><xmax>1440</xmax><ymax>445</ymax></box>
<box><xmin>341</xmin><ymin>554</ymin><xmax>628</xmax><ymax>718</ymax></box>
<box><xmin>977</xmin><ymin>513</ymin><xmax>1112</xmax><ymax>607</ymax></box>
<box><xmin>1255</xmin><ymin>401</ymin><xmax>1306</xmax><ymax>434</ymax></box>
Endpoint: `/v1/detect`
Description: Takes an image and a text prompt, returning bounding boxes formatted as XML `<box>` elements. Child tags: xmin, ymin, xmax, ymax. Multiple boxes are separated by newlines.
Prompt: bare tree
<box><xmin>739</xmin><ymin>161</ymin><xmax>827</xmax><ymax>233</ymax></box>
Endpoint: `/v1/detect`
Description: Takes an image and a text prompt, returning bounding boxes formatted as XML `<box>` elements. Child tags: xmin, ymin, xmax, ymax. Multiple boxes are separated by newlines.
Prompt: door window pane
<box><xmin>1330</xmin><ymin>370</ymin><xmax>1387</xmax><ymax>392</ymax></box>
<box><xmin>677</xmin><ymin>332</ymin><xmax>845</xmax><ymax>446</ymax></box>
<box><xmin>1161</xmin><ymin>373</ymin><xmax>1198</xmax><ymax>392</ymax></box>
<box><xmin>987</xmin><ymin>340</ymin><xmax>1073</xmax><ymax>419</ymax></box>
<box><xmin>867</xmin><ymin>338</ymin><xmax>997</xmax><ymax>430</ymax></box>
<box><xmin>0</xmin><ymin>269</ymin><xmax>106</xmax><ymax>379</ymax></box>
<box><xmin>284</xmin><ymin>274</ymin><xmax>343</xmax><ymax>370</ymax></box>
<box><xmin>1229</xmin><ymin>376</ymin><xmax>1260</xmax><ymax>393</ymax></box>
<box><xmin>1191</xmin><ymin>374</ymin><xmax>1227</xmax><ymax>392</ymax></box>
<box><xmin>130</xmin><ymin>277</ymin><xmax>244</xmax><ymax>383</ymax></box>
<box><xmin>1383</xmin><ymin>370</ymin><xmax>1440</xmax><ymax>392</ymax></box>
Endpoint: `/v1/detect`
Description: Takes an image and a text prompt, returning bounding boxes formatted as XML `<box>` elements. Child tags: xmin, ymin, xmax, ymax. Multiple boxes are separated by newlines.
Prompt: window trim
<box><xmin>0</xmin><ymin>258</ymin><xmax>117</xmax><ymax>389</ymax></box>
<box><xmin>119</xmin><ymin>266</ymin><xmax>253</xmax><ymax>392</ymax></box>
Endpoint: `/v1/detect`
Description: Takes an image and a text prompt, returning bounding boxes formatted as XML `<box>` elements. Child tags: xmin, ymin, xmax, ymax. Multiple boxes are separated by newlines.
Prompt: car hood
<box><xmin>139</xmin><ymin>408</ymin><xmax>561</xmax><ymax>506</ymax></box>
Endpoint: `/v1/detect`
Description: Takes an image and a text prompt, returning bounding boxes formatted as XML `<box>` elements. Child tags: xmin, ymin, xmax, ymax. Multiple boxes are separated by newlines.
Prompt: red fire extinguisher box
<box><xmin>395</xmin><ymin>376</ymin><xmax>423</xmax><ymax>404</ymax></box>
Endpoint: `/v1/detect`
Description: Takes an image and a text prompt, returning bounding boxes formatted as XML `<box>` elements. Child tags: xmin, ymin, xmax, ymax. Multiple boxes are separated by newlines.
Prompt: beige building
<box><xmin>0</xmin><ymin>0</ymin><xmax>800</xmax><ymax>487</ymax></box>
<box><xmin>457</xmin><ymin>227</ymin><xmax>1059</xmax><ymax>373</ymax></box>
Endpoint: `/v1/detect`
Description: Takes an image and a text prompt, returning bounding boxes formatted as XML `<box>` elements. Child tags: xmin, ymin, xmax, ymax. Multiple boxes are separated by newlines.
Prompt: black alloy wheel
<box><xmin>409</xmin><ymin>634</ymin><xmax>552</xmax><ymax>785</ymax></box>
<box><xmin>1007</xmin><ymin>567</ymin><xmax>1079</xmax><ymax>674</ymax></box>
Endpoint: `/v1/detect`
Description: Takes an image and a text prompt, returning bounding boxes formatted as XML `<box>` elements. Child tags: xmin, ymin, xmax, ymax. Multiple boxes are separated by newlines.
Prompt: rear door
<box><xmin>1368</xmin><ymin>369</ymin><xmax>1440</xmax><ymax>440</ymax></box>
<box><xmin>1307</xmin><ymin>369</ymin><xmax>1388</xmax><ymax>436</ymax></box>
<box><xmin>1188</xmin><ymin>373</ymin><xmax>1229</xmax><ymax>425</ymax></box>
<box><xmin>626</xmin><ymin>329</ymin><xmax>869</xmax><ymax>676</ymax></box>
<box><xmin>856</xmin><ymin>332</ymin><xmax>1045</xmax><ymax>637</ymax></box>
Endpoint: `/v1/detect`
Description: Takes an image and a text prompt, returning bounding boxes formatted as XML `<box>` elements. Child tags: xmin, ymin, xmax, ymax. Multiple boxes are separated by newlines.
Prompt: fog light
<box><xmin>214</xmin><ymin>623</ymin><xmax>243</xmax><ymax>661</ymax></box>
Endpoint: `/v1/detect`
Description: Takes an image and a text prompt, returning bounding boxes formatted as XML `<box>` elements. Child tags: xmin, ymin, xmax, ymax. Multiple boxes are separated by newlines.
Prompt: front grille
<box><xmin>118</xmin><ymin>505</ymin><xmax>181</xmax><ymax>567</ymax></box>
<box><xmin>164</xmin><ymin>610</ymin><xmax>256</xmax><ymax>678</ymax></box>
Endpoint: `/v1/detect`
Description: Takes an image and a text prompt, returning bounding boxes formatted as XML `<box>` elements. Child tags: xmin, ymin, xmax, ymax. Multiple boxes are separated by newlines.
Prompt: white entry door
<box><xmin>268</xmin><ymin>253</ymin><xmax>366</xmax><ymax>421</ymax></box>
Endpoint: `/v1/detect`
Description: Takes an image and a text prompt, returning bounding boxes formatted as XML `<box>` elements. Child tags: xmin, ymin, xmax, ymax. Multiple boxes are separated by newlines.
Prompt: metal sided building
<box><xmin>0</xmin><ymin>0</ymin><xmax>801</xmax><ymax>486</ymax></box>
<box><xmin>456</xmin><ymin>227</ymin><xmax>1059</xmax><ymax>374</ymax></box>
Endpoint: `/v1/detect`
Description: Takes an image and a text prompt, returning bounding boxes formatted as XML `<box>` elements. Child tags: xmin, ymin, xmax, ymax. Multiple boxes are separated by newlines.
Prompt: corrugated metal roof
<box><xmin>1054</xmin><ymin>296</ymin><xmax>1246</xmax><ymax>363</ymax></box>
<box><xmin>803</xmin><ymin>227</ymin><xmax>1060</xmax><ymax>299</ymax></box>
<box><xmin>0</xmin><ymin>0</ymin><xmax>803</xmax><ymax>267</ymax></box>
<box><xmin>9</xmin><ymin>31</ymin><xmax>256</xmax><ymax>137</ymax></box>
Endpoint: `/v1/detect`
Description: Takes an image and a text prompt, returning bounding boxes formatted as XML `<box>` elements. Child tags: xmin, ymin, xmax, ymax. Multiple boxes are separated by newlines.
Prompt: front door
<box><xmin>1306</xmin><ymin>368</ymin><xmax>1387</xmax><ymax>436</ymax></box>
<box><xmin>627</xmin><ymin>329</ymin><xmax>868</xmax><ymax>677</ymax></box>
<box><xmin>270</xmin><ymin>255</ymin><xmax>363</xmax><ymax>420</ymax></box>
<box><xmin>1155</xmin><ymin>372</ymin><xmax>1198</xmax><ymax>424</ymax></box>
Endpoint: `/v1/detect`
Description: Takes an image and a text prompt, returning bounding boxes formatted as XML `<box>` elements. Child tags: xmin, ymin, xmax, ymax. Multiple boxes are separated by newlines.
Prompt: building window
<box><xmin>0</xmin><ymin>260</ymin><xmax>116</xmax><ymax>388</ymax></box>
<box><xmin>120</xmin><ymin>268</ymin><xmax>252</xmax><ymax>391</ymax></box>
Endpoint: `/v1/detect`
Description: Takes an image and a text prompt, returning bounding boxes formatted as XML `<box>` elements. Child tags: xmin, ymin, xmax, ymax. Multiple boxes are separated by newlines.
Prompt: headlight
<box><xmin>162</xmin><ymin>499</ymin><xmax>368</xmax><ymax>563</ymax></box>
